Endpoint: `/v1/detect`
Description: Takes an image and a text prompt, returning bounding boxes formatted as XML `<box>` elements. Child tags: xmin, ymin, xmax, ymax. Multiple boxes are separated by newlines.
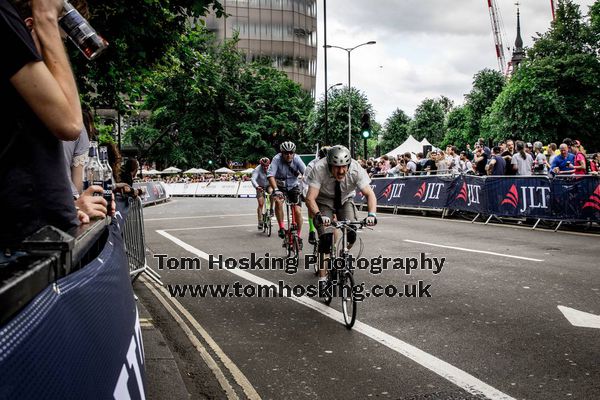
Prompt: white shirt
<box><xmin>306</xmin><ymin>158</ymin><xmax>371</xmax><ymax>209</ymax></box>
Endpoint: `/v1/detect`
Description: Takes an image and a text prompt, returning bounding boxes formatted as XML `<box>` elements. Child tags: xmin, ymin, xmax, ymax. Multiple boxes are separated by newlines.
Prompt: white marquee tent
<box><xmin>383</xmin><ymin>135</ymin><xmax>439</xmax><ymax>160</ymax></box>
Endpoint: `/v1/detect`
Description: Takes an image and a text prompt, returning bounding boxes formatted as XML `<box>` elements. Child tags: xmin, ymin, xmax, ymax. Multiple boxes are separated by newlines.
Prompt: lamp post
<box><xmin>328</xmin><ymin>82</ymin><xmax>343</xmax><ymax>92</ymax></box>
<box><xmin>325</xmin><ymin>41</ymin><xmax>376</xmax><ymax>155</ymax></box>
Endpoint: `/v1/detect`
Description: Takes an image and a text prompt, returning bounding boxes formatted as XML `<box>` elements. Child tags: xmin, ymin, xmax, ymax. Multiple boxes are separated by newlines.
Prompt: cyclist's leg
<box><xmin>315</xmin><ymin>204</ymin><xmax>335</xmax><ymax>279</ymax></box>
<box><xmin>289</xmin><ymin>187</ymin><xmax>303</xmax><ymax>236</ymax></box>
<box><xmin>266</xmin><ymin>186</ymin><xmax>274</xmax><ymax>215</ymax></box>
<box><xmin>275</xmin><ymin>186</ymin><xmax>286</xmax><ymax>237</ymax></box>
<box><xmin>256</xmin><ymin>189</ymin><xmax>265</xmax><ymax>229</ymax></box>
<box><xmin>338</xmin><ymin>201</ymin><xmax>358</xmax><ymax>249</ymax></box>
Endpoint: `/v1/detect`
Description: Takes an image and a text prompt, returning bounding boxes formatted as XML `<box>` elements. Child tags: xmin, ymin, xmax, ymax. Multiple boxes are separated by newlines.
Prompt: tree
<box><xmin>130</xmin><ymin>28</ymin><xmax>313</xmax><ymax>168</ymax></box>
<box><xmin>305</xmin><ymin>87</ymin><xmax>375</xmax><ymax>150</ymax></box>
<box><xmin>481</xmin><ymin>0</ymin><xmax>600</xmax><ymax>149</ymax></box>
<box><xmin>441</xmin><ymin>106</ymin><xmax>472</xmax><ymax>150</ymax></box>
<box><xmin>465</xmin><ymin>69</ymin><xmax>505</xmax><ymax>138</ymax></box>
<box><xmin>71</xmin><ymin>0</ymin><xmax>224</xmax><ymax>112</ymax></box>
<box><xmin>380</xmin><ymin>108</ymin><xmax>411</xmax><ymax>153</ymax></box>
<box><xmin>409</xmin><ymin>98</ymin><xmax>446</xmax><ymax>145</ymax></box>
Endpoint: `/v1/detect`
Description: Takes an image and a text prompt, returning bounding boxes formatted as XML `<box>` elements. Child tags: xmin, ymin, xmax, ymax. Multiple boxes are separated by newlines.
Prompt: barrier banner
<box><xmin>354</xmin><ymin>178</ymin><xmax>389</xmax><ymax>205</ymax></box>
<box><xmin>135</xmin><ymin>181</ymin><xmax>169</xmax><ymax>205</ymax></box>
<box><xmin>551</xmin><ymin>176</ymin><xmax>600</xmax><ymax>221</ymax></box>
<box><xmin>447</xmin><ymin>175</ymin><xmax>486</xmax><ymax>214</ymax></box>
<box><xmin>484</xmin><ymin>176</ymin><xmax>552</xmax><ymax>218</ymax></box>
<box><xmin>238</xmin><ymin>181</ymin><xmax>257</xmax><ymax>198</ymax></box>
<box><xmin>0</xmin><ymin>203</ymin><xmax>146</xmax><ymax>400</ymax></box>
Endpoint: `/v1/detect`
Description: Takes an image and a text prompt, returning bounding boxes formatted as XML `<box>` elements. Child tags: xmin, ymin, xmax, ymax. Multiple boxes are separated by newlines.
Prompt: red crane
<box><xmin>550</xmin><ymin>0</ymin><xmax>556</xmax><ymax>21</ymax></box>
<box><xmin>486</xmin><ymin>0</ymin><xmax>507</xmax><ymax>73</ymax></box>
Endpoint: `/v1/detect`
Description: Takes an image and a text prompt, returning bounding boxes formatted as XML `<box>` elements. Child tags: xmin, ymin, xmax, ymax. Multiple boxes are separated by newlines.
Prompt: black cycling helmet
<box><xmin>318</xmin><ymin>146</ymin><xmax>331</xmax><ymax>159</ymax></box>
<box><xmin>280</xmin><ymin>141</ymin><xmax>296</xmax><ymax>153</ymax></box>
<box><xmin>327</xmin><ymin>145</ymin><xmax>351</xmax><ymax>166</ymax></box>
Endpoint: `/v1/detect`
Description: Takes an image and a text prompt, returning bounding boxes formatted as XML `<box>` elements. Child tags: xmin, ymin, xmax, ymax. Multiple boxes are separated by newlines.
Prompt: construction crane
<box><xmin>486</xmin><ymin>0</ymin><xmax>507</xmax><ymax>73</ymax></box>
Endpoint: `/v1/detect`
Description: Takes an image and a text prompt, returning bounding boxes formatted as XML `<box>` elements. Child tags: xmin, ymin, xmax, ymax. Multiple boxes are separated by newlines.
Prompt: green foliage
<box><xmin>481</xmin><ymin>0</ymin><xmax>600</xmax><ymax>149</ymax></box>
<box><xmin>305</xmin><ymin>87</ymin><xmax>375</xmax><ymax>149</ymax></box>
<box><xmin>129</xmin><ymin>26</ymin><xmax>313</xmax><ymax>168</ymax></box>
<box><xmin>408</xmin><ymin>97</ymin><xmax>448</xmax><ymax>145</ymax></box>
<box><xmin>441</xmin><ymin>106</ymin><xmax>472</xmax><ymax>149</ymax></box>
<box><xmin>380</xmin><ymin>108</ymin><xmax>411</xmax><ymax>153</ymax></box>
<box><xmin>71</xmin><ymin>0</ymin><xmax>224</xmax><ymax>111</ymax></box>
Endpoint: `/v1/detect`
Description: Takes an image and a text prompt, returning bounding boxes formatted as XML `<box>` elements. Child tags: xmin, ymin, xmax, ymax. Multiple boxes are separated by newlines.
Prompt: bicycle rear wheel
<box><xmin>341</xmin><ymin>271</ymin><xmax>357</xmax><ymax>328</ymax></box>
<box><xmin>312</xmin><ymin>241</ymin><xmax>319</xmax><ymax>275</ymax></box>
<box><xmin>291</xmin><ymin>234</ymin><xmax>300</xmax><ymax>262</ymax></box>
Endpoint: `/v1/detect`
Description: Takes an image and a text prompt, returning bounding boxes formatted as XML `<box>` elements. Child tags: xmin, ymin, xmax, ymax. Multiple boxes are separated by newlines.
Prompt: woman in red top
<box><xmin>590</xmin><ymin>153</ymin><xmax>599</xmax><ymax>174</ymax></box>
<box><xmin>571</xmin><ymin>142</ymin><xmax>587</xmax><ymax>175</ymax></box>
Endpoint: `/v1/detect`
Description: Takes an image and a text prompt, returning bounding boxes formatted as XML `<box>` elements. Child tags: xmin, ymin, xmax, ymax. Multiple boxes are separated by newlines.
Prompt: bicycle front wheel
<box><xmin>341</xmin><ymin>271</ymin><xmax>357</xmax><ymax>328</ymax></box>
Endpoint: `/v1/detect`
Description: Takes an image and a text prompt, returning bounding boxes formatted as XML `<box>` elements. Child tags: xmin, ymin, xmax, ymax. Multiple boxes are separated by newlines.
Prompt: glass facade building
<box><xmin>204</xmin><ymin>0</ymin><xmax>317</xmax><ymax>94</ymax></box>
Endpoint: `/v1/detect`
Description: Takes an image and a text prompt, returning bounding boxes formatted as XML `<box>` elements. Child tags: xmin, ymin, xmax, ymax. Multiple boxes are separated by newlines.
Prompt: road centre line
<box><xmin>404</xmin><ymin>239</ymin><xmax>544</xmax><ymax>262</ymax></box>
<box><xmin>146</xmin><ymin>213</ymin><xmax>255</xmax><ymax>221</ymax></box>
<box><xmin>156</xmin><ymin>229</ymin><xmax>516</xmax><ymax>400</ymax></box>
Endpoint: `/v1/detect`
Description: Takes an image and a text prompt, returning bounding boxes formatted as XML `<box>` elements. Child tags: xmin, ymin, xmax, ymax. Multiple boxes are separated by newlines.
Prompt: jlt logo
<box><xmin>456</xmin><ymin>183</ymin><xmax>481</xmax><ymax>206</ymax></box>
<box><xmin>501</xmin><ymin>184</ymin><xmax>550</xmax><ymax>213</ymax></box>
<box><xmin>415</xmin><ymin>182</ymin><xmax>445</xmax><ymax>203</ymax></box>
<box><xmin>382</xmin><ymin>183</ymin><xmax>406</xmax><ymax>202</ymax></box>
<box><xmin>113</xmin><ymin>307</ymin><xmax>146</xmax><ymax>400</ymax></box>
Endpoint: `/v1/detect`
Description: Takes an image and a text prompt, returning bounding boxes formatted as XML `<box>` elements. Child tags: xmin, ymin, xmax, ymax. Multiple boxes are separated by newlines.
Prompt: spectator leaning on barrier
<box><xmin>511</xmin><ymin>141</ymin><xmax>534</xmax><ymax>176</ymax></box>
<box><xmin>532</xmin><ymin>141</ymin><xmax>549</xmax><ymax>175</ymax></box>
<box><xmin>550</xmin><ymin>144</ymin><xmax>576</xmax><ymax>175</ymax></box>
<box><xmin>458</xmin><ymin>151</ymin><xmax>473</xmax><ymax>174</ymax></box>
<box><xmin>571</xmin><ymin>142</ymin><xmax>587</xmax><ymax>175</ymax></box>
<box><xmin>486</xmin><ymin>146</ymin><xmax>506</xmax><ymax>176</ymax></box>
<box><xmin>1</xmin><ymin>0</ymin><xmax>84</xmax><ymax>249</ymax></box>
<box><xmin>473</xmin><ymin>146</ymin><xmax>488</xmax><ymax>176</ymax></box>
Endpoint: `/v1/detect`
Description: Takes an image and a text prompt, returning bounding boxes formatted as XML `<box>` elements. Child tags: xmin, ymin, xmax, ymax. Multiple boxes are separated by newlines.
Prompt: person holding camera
<box><xmin>550</xmin><ymin>144</ymin><xmax>576</xmax><ymax>175</ymax></box>
<box><xmin>1</xmin><ymin>0</ymin><xmax>83</xmax><ymax>248</ymax></box>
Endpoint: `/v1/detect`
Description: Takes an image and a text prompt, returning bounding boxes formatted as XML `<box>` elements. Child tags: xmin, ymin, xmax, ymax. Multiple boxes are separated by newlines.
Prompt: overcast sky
<box><xmin>315</xmin><ymin>0</ymin><xmax>597</xmax><ymax>126</ymax></box>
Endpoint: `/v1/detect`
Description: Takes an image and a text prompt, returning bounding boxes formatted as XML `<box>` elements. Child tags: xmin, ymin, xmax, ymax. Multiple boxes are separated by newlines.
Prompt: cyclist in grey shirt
<box><xmin>251</xmin><ymin>157</ymin><xmax>272</xmax><ymax>230</ymax></box>
<box><xmin>305</xmin><ymin>145</ymin><xmax>377</xmax><ymax>291</ymax></box>
<box><xmin>268</xmin><ymin>141</ymin><xmax>306</xmax><ymax>240</ymax></box>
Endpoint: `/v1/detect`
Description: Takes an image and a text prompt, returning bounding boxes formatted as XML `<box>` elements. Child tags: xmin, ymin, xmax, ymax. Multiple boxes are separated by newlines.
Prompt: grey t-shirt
<box><xmin>63</xmin><ymin>127</ymin><xmax>90</xmax><ymax>195</ymax></box>
<box><xmin>306</xmin><ymin>158</ymin><xmax>371</xmax><ymax>209</ymax></box>
<box><xmin>511</xmin><ymin>152</ymin><xmax>534</xmax><ymax>176</ymax></box>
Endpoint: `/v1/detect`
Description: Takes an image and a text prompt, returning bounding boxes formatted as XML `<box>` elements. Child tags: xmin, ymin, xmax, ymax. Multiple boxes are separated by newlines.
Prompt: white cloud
<box><xmin>315</xmin><ymin>0</ymin><xmax>596</xmax><ymax>125</ymax></box>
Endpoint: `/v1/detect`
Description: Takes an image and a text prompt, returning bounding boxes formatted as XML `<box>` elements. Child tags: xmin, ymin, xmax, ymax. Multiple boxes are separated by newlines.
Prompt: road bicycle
<box><xmin>321</xmin><ymin>220</ymin><xmax>367</xmax><ymax>329</ymax></box>
<box><xmin>276</xmin><ymin>191</ymin><xmax>302</xmax><ymax>262</ymax></box>
<box><xmin>261</xmin><ymin>190</ymin><xmax>273</xmax><ymax>237</ymax></box>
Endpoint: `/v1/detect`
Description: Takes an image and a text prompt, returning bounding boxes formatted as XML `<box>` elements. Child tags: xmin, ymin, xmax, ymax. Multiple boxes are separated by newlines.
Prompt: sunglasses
<box><xmin>282</xmin><ymin>151</ymin><xmax>294</xmax><ymax>155</ymax></box>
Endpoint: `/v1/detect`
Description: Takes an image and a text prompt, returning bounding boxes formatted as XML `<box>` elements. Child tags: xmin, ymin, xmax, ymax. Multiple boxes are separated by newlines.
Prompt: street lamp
<box><xmin>328</xmin><ymin>82</ymin><xmax>343</xmax><ymax>92</ymax></box>
<box><xmin>325</xmin><ymin>41</ymin><xmax>376</xmax><ymax>155</ymax></box>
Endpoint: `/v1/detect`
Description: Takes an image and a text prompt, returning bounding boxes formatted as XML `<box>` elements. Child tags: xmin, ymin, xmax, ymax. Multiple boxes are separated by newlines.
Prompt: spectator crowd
<box><xmin>359</xmin><ymin>138</ymin><xmax>599</xmax><ymax>178</ymax></box>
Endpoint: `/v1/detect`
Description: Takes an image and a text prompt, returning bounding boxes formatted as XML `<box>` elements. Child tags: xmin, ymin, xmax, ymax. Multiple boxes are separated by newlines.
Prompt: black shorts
<box><xmin>278</xmin><ymin>185</ymin><xmax>302</xmax><ymax>207</ymax></box>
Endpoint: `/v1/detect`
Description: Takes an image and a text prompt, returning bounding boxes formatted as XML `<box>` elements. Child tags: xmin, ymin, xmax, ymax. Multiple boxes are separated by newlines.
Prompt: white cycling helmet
<box><xmin>280</xmin><ymin>141</ymin><xmax>296</xmax><ymax>153</ymax></box>
<box><xmin>327</xmin><ymin>145</ymin><xmax>351</xmax><ymax>166</ymax></box>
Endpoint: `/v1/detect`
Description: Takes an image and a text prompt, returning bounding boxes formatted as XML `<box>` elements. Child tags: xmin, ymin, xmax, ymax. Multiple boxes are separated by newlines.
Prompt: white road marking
<box><xmin>404</xmin><ymin>239</ymin><xmax>544</xmax><ymax>262</ymax></box>
<box><xmin>156</xmin><ymin>230</ymin><xmax>516</xmax><ymax>400</ymax></box>
<box><xmin>142</xmin><ymin>277</ymin><xmax>245</xmax><ymax>400</ymax></box>
<box><xmin>165</xmin><ymin>224</ymin><xmax>257</xmax><ymax>232</ymax></box>
<box><xmin>146</xmin><ymin>213</ymin><xmax>255</xmax><ymax>222</ymax></box>
<box><xmin>558</xmin><ymin>306</ymin><xmax>600</xmax><ymax>329</ymax></box>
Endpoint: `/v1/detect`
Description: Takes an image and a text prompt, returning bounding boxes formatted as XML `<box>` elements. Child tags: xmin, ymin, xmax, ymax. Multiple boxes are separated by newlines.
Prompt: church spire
<box><xmin>510</xmin><ymin>2</ymin><xmax>526</xmax><ymax>72</ymax></box>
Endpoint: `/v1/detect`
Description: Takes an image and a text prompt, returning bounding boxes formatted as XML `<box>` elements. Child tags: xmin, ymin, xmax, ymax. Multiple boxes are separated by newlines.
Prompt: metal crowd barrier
<box><xmin>122</xmin><ymin>196</ymin><xmax>162</xmax><ymax>285</ymax></box>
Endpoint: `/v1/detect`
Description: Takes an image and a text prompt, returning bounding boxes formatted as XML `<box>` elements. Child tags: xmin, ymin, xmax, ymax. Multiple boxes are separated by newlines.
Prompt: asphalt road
<box><xmin>136</xmin><ymin>197</ymin><xmax>599</xmax><ymax>400</ymax></box>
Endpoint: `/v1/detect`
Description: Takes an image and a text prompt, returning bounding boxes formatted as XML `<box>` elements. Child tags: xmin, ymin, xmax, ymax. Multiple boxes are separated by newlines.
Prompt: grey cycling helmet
<box><xmin>280</xmin><ymin>141</ymin><xmax>296</xmax><ymax>153</ymax></box>
<box><xmin>327</xmin><ymin>145</ymin><xmax>351</xmax><ymax>166</ymax></box>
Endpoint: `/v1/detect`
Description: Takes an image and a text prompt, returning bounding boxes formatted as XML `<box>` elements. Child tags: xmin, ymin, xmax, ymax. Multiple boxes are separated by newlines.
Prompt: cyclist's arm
<box><xmin>251</xmin><ymin>168</ymin><xmax>260</xmax><ymax>189</ymax></box>
<box><xmin>359</xmin><ymin>185</ymin><xmax>377</xmax><ymax>215</ymax></box>
<box><xmin>268</xmin><ymin>176</ymin><xmax>278</xmax><ymax>192</ymax></box>
<box><xmin>305</xmin><ymin>186</ymin><xmax>321</xmax><ymax>216</ymax></box>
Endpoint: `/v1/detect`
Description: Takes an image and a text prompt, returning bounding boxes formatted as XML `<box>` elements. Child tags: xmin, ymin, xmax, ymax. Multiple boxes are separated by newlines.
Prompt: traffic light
<box><xmin>360</xmin><ymin>112</ymin><xmax>371</xmax><ymax>139</ymax></box>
